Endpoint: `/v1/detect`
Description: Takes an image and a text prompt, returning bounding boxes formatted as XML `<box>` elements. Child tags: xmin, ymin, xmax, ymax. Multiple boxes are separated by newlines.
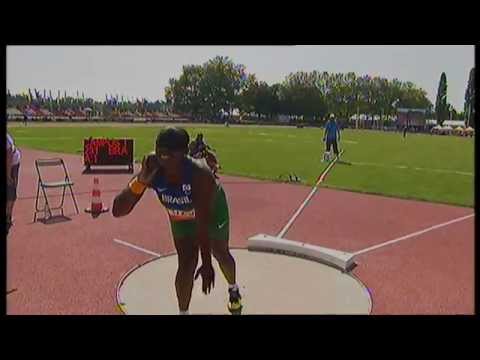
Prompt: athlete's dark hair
<box><xmin>156</xmin><ymin>127</ymin><xmax>190</xmax><ymax>151</ymax></box>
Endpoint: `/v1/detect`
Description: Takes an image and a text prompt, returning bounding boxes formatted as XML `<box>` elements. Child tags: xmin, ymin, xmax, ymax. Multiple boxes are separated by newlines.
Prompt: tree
<box><xmin>249</xmin><ymin>82</ymin><xmax>282</xmax><ymax>120</ymax></box>
<box><xmin>164</xmin><ymin>64</ymin><xmax>205</xmax><ymax>120</ymax></box>
<box><xmin>199</xmin><ymin>56</ymin><xmax>246</xmax><ymax>121</ymax></box>
<box><xmin>435</xmin><ymin>72</ymin><xmax>448</xmax><ymax>126</ymax></box>
<box><xmin>252</xmin><ymin>82</ymin><xmax>271</xmax><ymax>119</ymax></box>
<box><xmin>165</xmin><ymin>56</ymin><xmax>247</xmax><ymax>122</ymax></box>
<box><xmin>237</xmin><ymin>74</ymin><xmax>259</xmax><ymax>116</ymax></box>
<box><xmin>338</xmin><ymin>72</ymin><xmax>358</xmax><ymax>120</ymax></box>
<box><xmin>280</xmin><ymin>73</ymin><xmax>326</xmax><ymax>123</ymax></box>
<box><xmin>268</xmin><ymin>84</ymin><xmax>282</xmax><ymax>118</ymax></box>
<box><xmin>464</xmin><ymin>68</ymin><xmax>475</xmax><ymax>128</ymax></box>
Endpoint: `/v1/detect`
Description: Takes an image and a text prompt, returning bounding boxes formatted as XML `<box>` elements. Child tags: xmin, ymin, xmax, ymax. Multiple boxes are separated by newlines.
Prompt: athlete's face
<box><xmin>155</xmin><ymin>146</ymin><xmax>185</xmax><ymax>171</ymax></box>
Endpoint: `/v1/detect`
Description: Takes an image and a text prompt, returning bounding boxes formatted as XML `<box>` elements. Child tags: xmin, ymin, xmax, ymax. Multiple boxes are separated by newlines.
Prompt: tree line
<box><xmin>165</xmin><ymin>56</ymin><xmax>436</xmax><ymax>125</ymax></box>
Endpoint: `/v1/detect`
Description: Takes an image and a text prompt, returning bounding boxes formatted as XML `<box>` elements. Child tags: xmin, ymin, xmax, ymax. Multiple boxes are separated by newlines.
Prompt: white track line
<box><xmin>352</xmin><ymin>213</ymin><xmax>475</xmax><ymax>256</ymax></box>
<box><xmin>113</xmin><ymin>238</ymin><xmax>161</xmax><ymax>257</ymax></box>
<box><xmin>276</xmin><ymin>150</ymin><xmax>344</xmax><ymax>239</ymax></box>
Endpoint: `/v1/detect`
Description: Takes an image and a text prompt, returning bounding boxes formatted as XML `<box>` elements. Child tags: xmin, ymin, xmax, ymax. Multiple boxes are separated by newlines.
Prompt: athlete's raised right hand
<box><xmin>137</xmin><ymin>153</ymin><xmax>160</xmax><ymax>185</ymax></box>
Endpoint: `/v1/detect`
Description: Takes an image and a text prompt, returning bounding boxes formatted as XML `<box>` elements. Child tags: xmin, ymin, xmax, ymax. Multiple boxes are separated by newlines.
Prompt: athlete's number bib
<box><xmin>167</xmin><ymin>208</ymin><xmax>196</xmax><ymax>221</ymax></box>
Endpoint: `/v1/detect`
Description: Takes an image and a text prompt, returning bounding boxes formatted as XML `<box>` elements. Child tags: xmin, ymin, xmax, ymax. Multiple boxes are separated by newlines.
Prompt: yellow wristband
<box><xmin>129</xmin><ymin>177</ymin><xmax>147</xmax><ymax>195</ymax></box>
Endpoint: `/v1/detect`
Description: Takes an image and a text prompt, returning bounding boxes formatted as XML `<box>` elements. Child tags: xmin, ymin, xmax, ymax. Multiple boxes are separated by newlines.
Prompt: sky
<box><xmin>6</xmin><ymin>45</ymin><xmax>475</xmax><ymax>111</ymax></box>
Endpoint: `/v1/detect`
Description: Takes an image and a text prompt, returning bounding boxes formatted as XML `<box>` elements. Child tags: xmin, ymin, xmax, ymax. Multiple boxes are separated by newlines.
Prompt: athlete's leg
<box><xmin>209</xmin><ymin>188</ymin><xmax>234</xmax><ymax>284</ymax></box>
<box><xmin>6</xmin><ymin>197</ymin><xmax>14</xmax><ymax>235</ymax></box>
<box><xmin>173</xmin><ymin>235</ymin><xmax>199</xmax><ymax>313</ymax></box>
<box><xmin>325</xmin><ymin>140</ymin><xmax>333</xmax><ymax>161</ymax></box>
<box><xmin>326</xmin><ymin>140</ymin><xmax>332</xmax><ymax>153</ymax></box>
<box><xmin>333</xmin><ymin>140</ymin><xmax>339</xmax><ymax>156</ymax></box>
<box><xmin>209</xmin><ymin>188</ymin><xmax>242</xmax><ymax>314</ymax></box>
<box><xmin>6</xmin><ymin>164</ymin><xmax>19</xmax><ymax>235</ymax></box>
<box><xmin>211</xmin><ymin>237</ymin><xmax>236</xmax><ymax>285</ymax></box>
<box><xmin>211</xmin><ymin>236</ymin><xmax>242</xmax><ymax>314</ymax></box>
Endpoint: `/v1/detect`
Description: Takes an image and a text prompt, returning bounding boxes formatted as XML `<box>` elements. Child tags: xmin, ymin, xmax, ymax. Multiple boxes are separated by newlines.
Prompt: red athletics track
<box><xmin>7</xmin><ymin>149</ymin><xmax>474</xmax><ymax>314</ymax></box>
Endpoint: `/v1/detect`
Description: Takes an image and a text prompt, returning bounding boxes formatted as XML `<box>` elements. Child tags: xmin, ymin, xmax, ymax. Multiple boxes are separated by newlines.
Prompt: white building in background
<box><xmin>426</xmin><ymin>119</ymin><xmax>466</xmax><ymax>128</ymax></box>
<box><xmin>7</xmin><ymin>108</ymin><xmax>23</xmax><ymax>120</ymax></box>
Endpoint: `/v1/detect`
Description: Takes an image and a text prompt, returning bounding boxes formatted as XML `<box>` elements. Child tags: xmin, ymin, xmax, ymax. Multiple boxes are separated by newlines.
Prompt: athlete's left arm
<box><xmin>192</xmin><ymin>166</ymin><xmax>216</xmax><ymax>266</ymax></box>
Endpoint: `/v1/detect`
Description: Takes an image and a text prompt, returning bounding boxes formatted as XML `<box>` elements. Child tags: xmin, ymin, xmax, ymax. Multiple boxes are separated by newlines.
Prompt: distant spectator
<box><xmin>189</xmin><ymin>133</ymin><xmax>220</xmax><ymax>178</ymax></box>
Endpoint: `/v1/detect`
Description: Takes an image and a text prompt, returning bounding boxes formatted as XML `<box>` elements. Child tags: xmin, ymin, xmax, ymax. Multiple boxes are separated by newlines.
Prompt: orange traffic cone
<box><xmin>85</xmin><ymin>177</ymin><xmax>109</xmax><ymax>218</ymax></box>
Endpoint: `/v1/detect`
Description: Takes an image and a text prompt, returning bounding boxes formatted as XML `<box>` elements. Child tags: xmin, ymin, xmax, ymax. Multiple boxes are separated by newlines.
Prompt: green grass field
<box><xmin>8</xmin><ymin>123</ymin><xmax>475</xmax><ymax>208</ymax></box>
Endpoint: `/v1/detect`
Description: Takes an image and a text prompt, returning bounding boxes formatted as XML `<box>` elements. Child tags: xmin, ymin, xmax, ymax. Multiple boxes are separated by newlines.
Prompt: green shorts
<box><xmin>170</xmin><ymin>186</ymin><xmax>229</xmax><ymax>241</ymax></box>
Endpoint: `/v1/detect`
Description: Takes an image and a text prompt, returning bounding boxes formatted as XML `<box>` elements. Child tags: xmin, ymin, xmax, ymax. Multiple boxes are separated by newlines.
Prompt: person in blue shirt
<box><xmin>323</xmin><ymin>114</ymin><xmax>341</xmax><ymax>162</ymax></box>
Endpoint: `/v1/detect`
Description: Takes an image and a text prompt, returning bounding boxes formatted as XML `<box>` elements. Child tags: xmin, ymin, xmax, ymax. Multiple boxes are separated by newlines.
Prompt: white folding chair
<box><xmin>33</xmin><ymin>158</ymin><xmax>79</xmax><ymax>222</ymax></box>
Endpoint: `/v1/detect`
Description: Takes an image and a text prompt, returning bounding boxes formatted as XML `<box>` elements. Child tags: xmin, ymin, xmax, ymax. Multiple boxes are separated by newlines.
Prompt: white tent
<box><xmin>7</xmin><ymin>107</ymin><xmax>23</xmax><ymax>116</ymax></box>
<box><xmin>442</xmin><ymin>126</ymin><xmax>453</xmax><ymax>135</ymax></box>
<box><xmin>7</xmin><ymin>108</ymin><xmax>23</xmax><ymax>120</ymax></box>
<box><xmin>443</xmin><ymin>120</ymin><xmax>465</xmax><ymax>128</ymax></box>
